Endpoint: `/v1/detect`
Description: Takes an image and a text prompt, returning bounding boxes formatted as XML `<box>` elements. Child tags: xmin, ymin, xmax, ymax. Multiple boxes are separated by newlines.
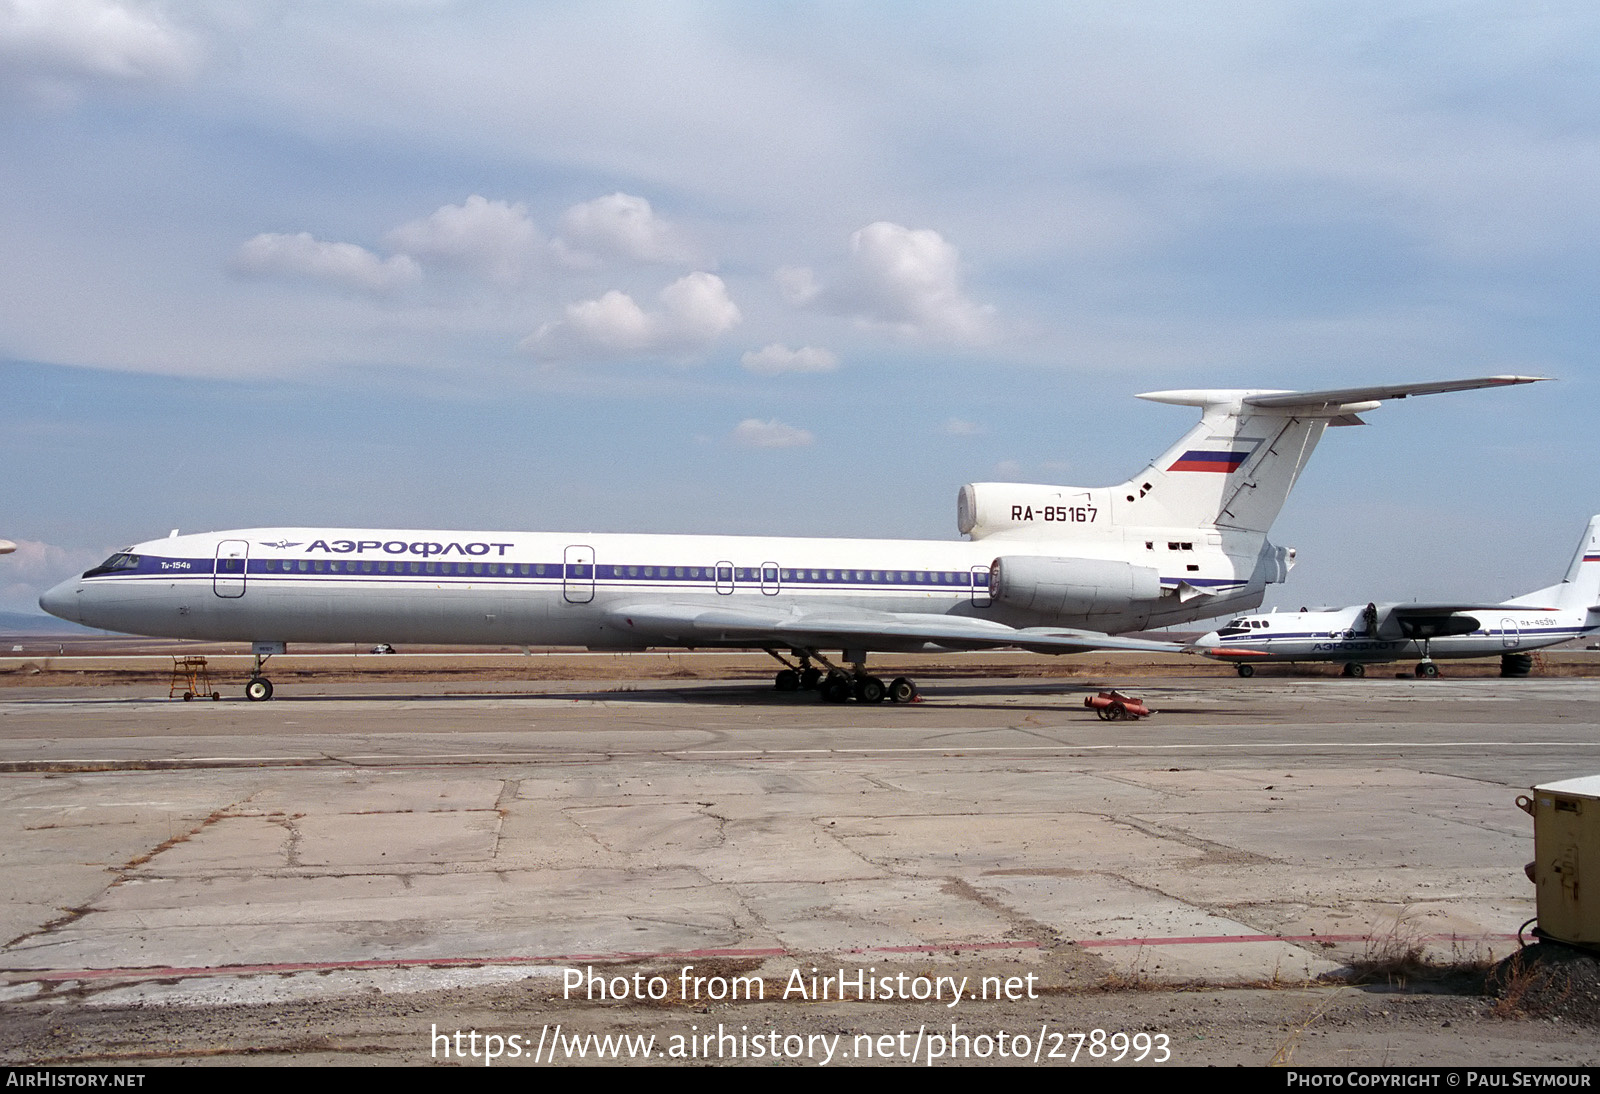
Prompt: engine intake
<box><xmin>958</xmin><ymin>483</ymin><xmax>1104</xmax><ymax>539</ymax></box>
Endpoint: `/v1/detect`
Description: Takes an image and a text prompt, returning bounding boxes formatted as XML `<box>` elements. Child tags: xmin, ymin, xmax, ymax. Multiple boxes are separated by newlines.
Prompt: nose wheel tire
<box><xmin>245</xmin><ymin>676</ymin><xmax>274</xmax><ymax>702</ymax></box>
<box><xmin>1236</xmin><ymin>664</ymin><xmax>1255</xmax><ymax>678</ymax></box>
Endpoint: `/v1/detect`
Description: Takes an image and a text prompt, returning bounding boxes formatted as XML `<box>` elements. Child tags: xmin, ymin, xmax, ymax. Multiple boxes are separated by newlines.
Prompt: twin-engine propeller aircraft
<box><xmin>1198</xmin><ymin>514</ymin><xmax>1600</xmax><ymax>678</ymax></box>
<box><xmin>40</xmin><ymin>375</ymin><xmax>1544</xmax><ymax>702</ymax></box>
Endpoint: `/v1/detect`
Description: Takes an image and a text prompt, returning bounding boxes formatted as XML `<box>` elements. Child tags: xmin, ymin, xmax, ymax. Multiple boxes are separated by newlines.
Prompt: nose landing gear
<box><xmin>244</xmin><ymin>642</ymin><xmax>284</xmax><ymax>701</ymax></box>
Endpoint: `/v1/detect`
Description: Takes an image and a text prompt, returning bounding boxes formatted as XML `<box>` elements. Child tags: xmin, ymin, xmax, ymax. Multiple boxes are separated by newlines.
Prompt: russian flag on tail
<box><xmin>1167</xmin><ymin>449</ymin><xmax>1251</xmax><ymax>473</ymax></box>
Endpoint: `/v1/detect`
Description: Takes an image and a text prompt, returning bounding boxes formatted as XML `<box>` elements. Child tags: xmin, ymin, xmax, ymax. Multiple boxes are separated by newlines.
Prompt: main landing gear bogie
<box><xmin>821</xmin><ymin>672</ymin><xmax>854</xmax><ymax>703</ymax></box>
<box><xmin>766</xmin><ymin>649</ymin><xmax>919</xmax><ymax>704</ymax></box>
<box><xmin>853</xmin><ymin>675</ymin><xmax>886</xmax><ymax>704</ymax></box>
<box><xmin>816</xmin><ymin>672</ymin><xmax>919</xmax><ymax>704</ymax></box>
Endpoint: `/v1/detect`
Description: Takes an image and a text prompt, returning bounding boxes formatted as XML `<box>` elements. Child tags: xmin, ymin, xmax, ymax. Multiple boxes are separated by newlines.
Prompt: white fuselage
<box><xmin>40</xmin><ymin>524</ymin><xmax>1269</xmax><ymax>650</ymax></box>
<box><xmin>1198</xmin><ymin>602</ymin><xmax>1599</xmax><ymax>664</ymax></box>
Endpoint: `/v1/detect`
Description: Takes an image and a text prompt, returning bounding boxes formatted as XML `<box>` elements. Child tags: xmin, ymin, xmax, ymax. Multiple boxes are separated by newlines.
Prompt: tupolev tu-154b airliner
<box><xmin>39</xmin><ymin>375</ymin><xmax>1545</xmax><ymax>703</ymax></box>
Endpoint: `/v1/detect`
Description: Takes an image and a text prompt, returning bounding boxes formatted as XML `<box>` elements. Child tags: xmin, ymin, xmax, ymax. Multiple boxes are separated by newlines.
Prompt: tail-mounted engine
<box><xmin>989</xmin><ymin>555</ymin><xmax>1162</xmax><ymax>619</ymax></box>
<box><xmin>958</xmin><ymin>483</ymin><xmax>1108</xmax><ymax>540</ymax></box>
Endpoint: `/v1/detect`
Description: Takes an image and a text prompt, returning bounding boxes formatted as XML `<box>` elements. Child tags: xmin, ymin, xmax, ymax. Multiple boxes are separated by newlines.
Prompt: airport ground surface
<box><xmin>1</xmin><ymin>645</ymin><xmax>1598</xmax><ymax>1067</ymax></box>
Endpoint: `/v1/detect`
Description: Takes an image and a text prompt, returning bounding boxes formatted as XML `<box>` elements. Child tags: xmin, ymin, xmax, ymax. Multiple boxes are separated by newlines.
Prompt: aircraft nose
<box><xmin>38</xmin><ymin>578</ymin><xmax>81</xmax><ymax>624</ymax></box>
<box><xmin>1195</xmin><ymin>630</ymin><xmax>1223</xmax><ymax>653</ymax></box>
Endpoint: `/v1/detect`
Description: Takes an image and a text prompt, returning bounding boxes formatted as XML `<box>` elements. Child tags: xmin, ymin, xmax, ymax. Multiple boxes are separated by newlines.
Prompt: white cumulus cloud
<box><xmin>386</xmin><ymin>195</ymin><xmax>542</xmax><ymax>285</ymax></box>
<box><xmin>553</xmin><ymin>192</ymin><xmax>693</xmax><ymax>267</ymax></box>
<box><xmin>230</xmin><ymin>232</ymin><xmax>421</xmax><ymax>294</ymax></box>
<box><xmin>740</xmin><ymin>343</ymin><xmax>838</xmax><ymax>376</ymax></box>
<box><xmin>731</xmin><ymin>418</ymin><xmax>814</xmax><ymax>449</ymax></box>
<box><xmin>0</xmin><ymin>0</ymin><xmax>198</xmax><ymax>97</ymax></box>
<box><xmin>785</xmin><ymin>221</ymin><xmax>994</xmax><ymax>342</ymax></box>
<box><xmin>524</xmin><ymin>271</ymin><xmax>740</xmax><ymax>360</ymax></box>
<box><xmin>657</xmin><ymin>271</ymin><xmax>740</xmax><ymax>342</ymax></box>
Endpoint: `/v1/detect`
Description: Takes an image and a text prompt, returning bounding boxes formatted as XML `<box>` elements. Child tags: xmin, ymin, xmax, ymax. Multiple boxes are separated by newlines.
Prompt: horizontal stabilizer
<box><xmin>1243</xmin><ymin>375</ymin><xmax>1548</xmax><ymax>410</ymax></box>
<box><xmin>1138</xmin><ymin>375</ymin><xmax>1548</xmax><ymax>415</ymax></box>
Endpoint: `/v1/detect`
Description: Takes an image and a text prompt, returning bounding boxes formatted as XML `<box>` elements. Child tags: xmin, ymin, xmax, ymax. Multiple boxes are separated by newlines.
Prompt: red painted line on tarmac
<box><xmin>1077</xmin><ymin>932</ymin><xmax>1518</xmax><ymax>948</ymax></box>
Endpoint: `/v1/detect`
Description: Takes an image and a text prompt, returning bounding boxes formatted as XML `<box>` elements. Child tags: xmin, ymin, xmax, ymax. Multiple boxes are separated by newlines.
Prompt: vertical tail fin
<box><xmin>1508</xmin><ymin>514</ymin><xmax>1600</xmax><ymax>610</ymax></box>
<box><xmin>1124</xmin><ymin>391</ymin><xmax>1330</xmax><ymax>533</ymax></box>
<box><xmin>1128</xmin><ymin>377</ymin><xmax>1548</xmax><ymax>533</ymax></box>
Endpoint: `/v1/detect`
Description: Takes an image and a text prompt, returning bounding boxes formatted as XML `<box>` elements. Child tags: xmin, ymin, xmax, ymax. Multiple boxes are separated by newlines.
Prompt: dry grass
<box><xmin>1331</xmin><ymin>921</ymin><xmax>1495</xmax><ymax>990</ymax></box>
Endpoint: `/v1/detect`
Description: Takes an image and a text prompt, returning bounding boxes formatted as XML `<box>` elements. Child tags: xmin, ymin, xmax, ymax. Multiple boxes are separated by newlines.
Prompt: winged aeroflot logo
<box><xmin>259</xmin><ymin>540</ymin><xmax>304</xmax><ymax>550</ymax></box>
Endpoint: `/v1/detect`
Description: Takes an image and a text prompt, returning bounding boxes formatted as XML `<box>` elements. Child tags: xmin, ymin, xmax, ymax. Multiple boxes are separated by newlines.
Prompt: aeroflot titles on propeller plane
<box><xmin>39</xmin><ymin>375</ymin><xmax>1546</xmax><ymax>702</ymax></box>
<box><xmin>1198</xmin><ymin>513</ymin><xmax>1600</xmax><ymax>679</ymax></box>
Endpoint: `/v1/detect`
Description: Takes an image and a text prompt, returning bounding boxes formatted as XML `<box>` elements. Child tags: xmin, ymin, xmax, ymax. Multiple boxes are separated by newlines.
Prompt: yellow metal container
<box><xmin>1520</xmin><ymin>775</ymin><xmax>1600</xmax><ymax>949</ymax></box>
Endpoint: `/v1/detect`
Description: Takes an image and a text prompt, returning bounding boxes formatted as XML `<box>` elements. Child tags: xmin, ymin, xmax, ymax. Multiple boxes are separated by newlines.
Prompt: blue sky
<box><xmin>2</xmin><ymin>1</ymin><xmax>1596</xmax><ymax>620</ymax></box>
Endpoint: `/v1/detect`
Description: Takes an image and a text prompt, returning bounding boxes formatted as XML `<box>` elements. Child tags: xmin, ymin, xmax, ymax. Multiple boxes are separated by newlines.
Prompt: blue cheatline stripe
<box><xmin>1216</xmin><ymin>624</ymin><xmax>1590</xmax><ymax>645</ymax></box>
<box><xmin>105</xmin><ymin>554</ymin><xmax>996</xmax><ymax>589</ymax></box>
<box><xmin>103</xmin><ymin>553</ymin><xmax>1265</xmax><ymax>594</ymax></box>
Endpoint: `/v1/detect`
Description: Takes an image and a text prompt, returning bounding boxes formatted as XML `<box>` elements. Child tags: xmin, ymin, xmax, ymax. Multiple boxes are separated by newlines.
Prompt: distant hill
<box><xmin>0</xmin><ymin>611</ymin><xmax>113</xmax><ymax>637</ymax></box>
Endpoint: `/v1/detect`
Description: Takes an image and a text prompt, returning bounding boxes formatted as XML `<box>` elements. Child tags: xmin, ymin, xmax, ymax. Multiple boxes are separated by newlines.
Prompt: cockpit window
<box><xmin>84</xmin><ymin>552</ymin><xmax>141</xmax><ymax>578</ymax></box>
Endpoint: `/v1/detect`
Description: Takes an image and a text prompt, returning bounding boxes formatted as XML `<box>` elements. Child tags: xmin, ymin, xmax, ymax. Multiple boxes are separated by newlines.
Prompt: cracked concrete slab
<box><xmin>1</xmin><ymin>673</ymin><xmax>1591</xmax><ymax>1003</ymax></box>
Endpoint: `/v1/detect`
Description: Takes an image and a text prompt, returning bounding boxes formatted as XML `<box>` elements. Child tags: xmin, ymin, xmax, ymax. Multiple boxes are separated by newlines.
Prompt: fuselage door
<box><xmin>564</xmin><ymin>545</ymin><xmax>595</xmax><ymax>604</ymax></box>
<box><xmin>214</xmin><ymin>540</ymin><xmax>248</xmax><ymax>598</ymax></box>
<box><xmin>1500</xmin><ymin>616</ymin><xmax>1521</xmax><ymax>649</ymax></box>
<box><xmin>761</xmin><ymin>562</ymin><xmax>780</xmax><ymax>596</ymax></box>
<box><xmin>970</xmin><ymin>565</ymin><xmax>992</xmax><ymax>608</ymax></box>
<box><xmin>716</xmin><ymin>561</ymin><xmax>735</xmax><ymax>595</ymax></box>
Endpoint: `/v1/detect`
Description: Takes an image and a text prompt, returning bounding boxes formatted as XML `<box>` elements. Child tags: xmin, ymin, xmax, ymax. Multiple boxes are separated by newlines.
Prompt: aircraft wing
<box><xmin>604</xmin><ymin>601</ymin><xmax>1186</xmax><ymax>655</ymax></box>
<box><xmin>1388</xmin><ymin>602</ymin><xmax>1555</xmax><ymax>616</ymax></box>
